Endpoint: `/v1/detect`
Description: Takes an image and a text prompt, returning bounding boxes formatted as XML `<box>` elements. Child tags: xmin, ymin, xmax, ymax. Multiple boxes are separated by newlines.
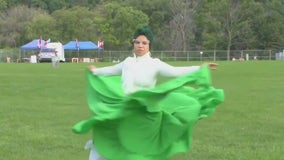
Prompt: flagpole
<box><xmin>75</xmin><ymin>39</ymin><xmax>79</xmax><ymax>63</ymax></box>
<box><xmin>77</xmin><ymin>48</ymin><xmax>79</xmax><ymax>63</ymax></box>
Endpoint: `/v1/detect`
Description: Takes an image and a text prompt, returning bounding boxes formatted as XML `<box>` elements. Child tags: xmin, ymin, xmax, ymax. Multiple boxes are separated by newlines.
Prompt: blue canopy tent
<box><xmin>20</xmin><ymin>39</ymin><xmax>47</xmax><ymax>50</ymax></box>
<box><xmin>64</xmin><ymin>41</ymin><xmax>100</xmax><ymax>50</ymax></box>
<box><xmin>64</xmin><ymin>41</ymin><xmax>101</xmax><ymax>61</ymax></box>
<box><xmin>19</xmin><ymin>39</ymin><xmax>47</xmax><ymax>62</ymax></box>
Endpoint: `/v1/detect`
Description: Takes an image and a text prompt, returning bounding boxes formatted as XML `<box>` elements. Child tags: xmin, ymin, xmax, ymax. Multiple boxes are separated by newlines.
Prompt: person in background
<box><xmin>73</xmin><ymin>26</ymin><xmax>224</xmax><ymax>160</ymax></box>
<box><xmin>52</xmin><ymin>51</ymin><xmax>60</xmax><ymax>68</ymax></box>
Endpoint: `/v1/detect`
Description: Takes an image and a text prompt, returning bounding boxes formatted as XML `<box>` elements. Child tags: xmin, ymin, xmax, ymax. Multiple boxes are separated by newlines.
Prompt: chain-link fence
<box><xmin>97</xmin><ymin>50</ymin><xmax>276</xmax><ymax>62</ymax></box>
<box><xmin>0</xmin><ymin>49</ymin><xmax>282</xmax><ymax>63</ymax></box>
<box><xmin>0</xmin><ymin>49</ymin><xmax>20</xmax><ymax>63</ymax></box>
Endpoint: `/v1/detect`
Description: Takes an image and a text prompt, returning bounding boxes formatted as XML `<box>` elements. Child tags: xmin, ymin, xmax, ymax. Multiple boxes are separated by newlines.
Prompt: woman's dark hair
<box><xmin>133</xmin><ymin>26</ymin><xmax>153</xmax><ymax>48</ymax></box>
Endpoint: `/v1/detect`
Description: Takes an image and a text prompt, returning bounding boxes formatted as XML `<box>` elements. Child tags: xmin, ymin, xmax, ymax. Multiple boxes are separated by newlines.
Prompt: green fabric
<box><xmin>72</xmin><ymin>65</ymin><xmax>224</xmax><ymax>160</ymax></box>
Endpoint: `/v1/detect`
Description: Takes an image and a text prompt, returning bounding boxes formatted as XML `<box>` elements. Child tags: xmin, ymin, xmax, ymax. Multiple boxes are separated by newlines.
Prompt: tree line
<box><xmin>0</xmin><ymin>0</ymin><xmax>284</xmax><ymax>59</ymax></box>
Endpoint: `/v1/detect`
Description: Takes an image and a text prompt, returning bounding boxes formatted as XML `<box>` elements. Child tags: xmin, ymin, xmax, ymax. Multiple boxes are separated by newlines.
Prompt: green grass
<box><xmin>0</xmin><ymin>61</ymin><xmax>283</xmax><ymax>160</ymax></box>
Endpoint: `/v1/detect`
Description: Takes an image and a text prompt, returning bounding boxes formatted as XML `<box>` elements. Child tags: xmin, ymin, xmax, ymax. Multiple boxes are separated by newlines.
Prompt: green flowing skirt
<box><xmin>72</xmin><ymin>66</ymin><xmax>224</xmax><ymax>160</ymax></box>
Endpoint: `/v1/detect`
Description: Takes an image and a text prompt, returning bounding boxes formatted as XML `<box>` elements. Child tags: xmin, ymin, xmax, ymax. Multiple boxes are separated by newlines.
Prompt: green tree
<box><xmin>65</xmin><ymin>0</ymin><xmax>100</xmax><ymax>8</ymax></box>
<box><xmin>252</xmin><ymin>0</ymin><xmax>284</xmax><ymax>50</ymax></box>
<box><xmin>0</xmin><ymin>5</ymin><xmax>44</xmax><ymax>47</ymax></box>
<box><xmin>196</xmin><ymin>0</ymin><xmax>262</xmax><ymax>60</ymax></box>
<box><xmin>25</xmin><ymin>14</ymin><xmax>58</xmax><ymax>41</ymax></box>
<box><xmin>30</xmin><ymin>0</ymin><xmax>67</xmax><ymax>13</ymax></box>
<box><xmin>94</xmin><ymin>2</ymin><xmax>149</xmax><ymax>50</ymax></box>
<box><xmin>169</xmin><ymin>0</ymin><xmax>200</xmax><ymax>51</ymax></box>
<box><xmin>120</xmin><ymin>0</ymin><xmax>171</xmax><ymax>50</ymax></box>
<box><xmin>45</xmin><ymin>0</ymin><xmax>67</xmax><ymax>13</ymax></box>
<box><xmin>5</xmin><ymin>0</ymin><xmax>100</xmax><ymax>13</ymax></box>
<box><xmin>111</xmin><ymin>7</ymin><xmax>149</xmax><ymax>49</ymax></box>
<box><xmin>51</xmin><ymin>6</ymin><xmax>98</xmax><ymax>43</ymax></box>
<box><xmin>5</xmin><ymin>0</ymin><xmax>20</xmax><ymax>8</ymax></box>
<box><xmin>0</xmin><ymin>0</ymin><xmax>7</xmax><ymax>11</ymax></box>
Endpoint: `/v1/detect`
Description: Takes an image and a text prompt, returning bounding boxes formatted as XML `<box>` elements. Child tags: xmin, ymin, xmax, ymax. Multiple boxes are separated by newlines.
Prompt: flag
<box><xmin>37</xmin><ymin>37</ymin><xmax>42</xmax><ymax>49</ymax></box>
<box><xmin>75</xmin><ymin>39</ymin><xmax>79</xmax><ymax>49</ymax></box>
<box><xmin>98</xmin><ymin>37</ymin><xmax>104</xmax><ymax>49</ymax></box>
<box><xmin>44</xmin><ymin>38</ymin><xmax>51</xmax><ymax>46</ymax></box>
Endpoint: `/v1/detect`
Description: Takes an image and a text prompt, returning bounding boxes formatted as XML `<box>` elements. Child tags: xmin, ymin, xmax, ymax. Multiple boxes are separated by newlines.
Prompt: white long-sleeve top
<box><xmin>91</xmin><ymin>52</ymin><xmax>200</xmax><ymax>95</ymax></box>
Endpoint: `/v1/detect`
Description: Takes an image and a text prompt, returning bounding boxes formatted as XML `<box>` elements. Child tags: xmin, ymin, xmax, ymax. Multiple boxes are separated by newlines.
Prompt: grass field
<box><xmin>0</xmin><ymin>61</ymin><xmax>283</xmax><ymax>160</ymax></box>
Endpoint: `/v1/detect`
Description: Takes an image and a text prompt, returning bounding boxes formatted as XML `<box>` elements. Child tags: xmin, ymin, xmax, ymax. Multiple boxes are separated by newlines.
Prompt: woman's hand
<box><xmin>203</xmin><ymin>62</ymin><xmax>218</xmax><ymax>70</ymax></box>
<box><xmin>89</xmin><ymin>65</ymin><xmax>96</xmax><ymax>71</ymax></box>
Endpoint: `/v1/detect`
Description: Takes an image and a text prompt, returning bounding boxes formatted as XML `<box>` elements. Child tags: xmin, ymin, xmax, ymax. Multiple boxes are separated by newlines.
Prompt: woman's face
<box><xmin>133</xmin><ymin>35</ymin><xmax>150</xmax><ymax>57</ymax></box>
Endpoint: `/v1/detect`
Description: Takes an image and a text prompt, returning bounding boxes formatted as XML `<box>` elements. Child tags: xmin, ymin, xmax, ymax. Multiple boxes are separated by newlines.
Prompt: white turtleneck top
<box><xmin>91</xmin><ymin>52</ymin><xmax>200</xmax><ymax>95</ymax></box>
